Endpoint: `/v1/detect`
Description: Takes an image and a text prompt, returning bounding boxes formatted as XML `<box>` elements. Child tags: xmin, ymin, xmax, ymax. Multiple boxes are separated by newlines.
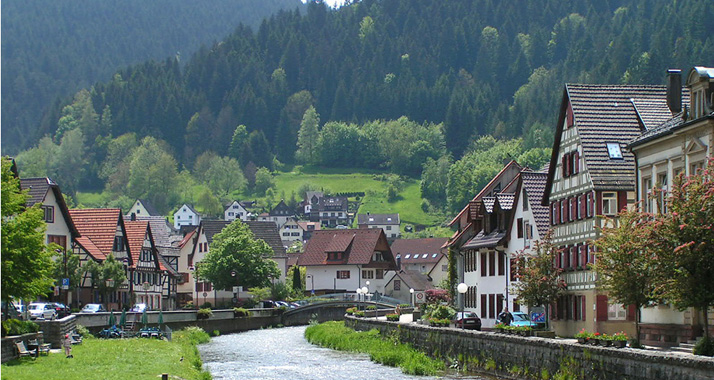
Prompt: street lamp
<box><xmin>307</xmin><ymin>274</ymin><xmax>314</xmax><ymax>295</ymax></box>
<box><xmin>231</xmin><ymin>270</ymin><xmax>238</xmax><ymax>306</ymax></box>
<box><xmin>106</xmin><ymin>278</ymin><xmax>115</xmax><ymax>310</ymax></box>
<box><xmin>410</xmin><ymin>288</ymin><xmax>415</xmax><ymax>308</ymax></box>
<box><xmin>457</xmin><ymin>283</ymin><xmax>468</xmax><ymax>330</ymax></box>
<box><xmin>356</xmin><ymin>288</ymin><xmax>363</xmax><ymax>310</ymax></box>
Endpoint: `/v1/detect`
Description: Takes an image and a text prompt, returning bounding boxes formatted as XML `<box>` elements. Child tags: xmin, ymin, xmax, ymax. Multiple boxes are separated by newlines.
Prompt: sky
<box><xmin>303</xmin><ymin>0</ymin><xmax>347</xmax><ymax>8</ymax></box>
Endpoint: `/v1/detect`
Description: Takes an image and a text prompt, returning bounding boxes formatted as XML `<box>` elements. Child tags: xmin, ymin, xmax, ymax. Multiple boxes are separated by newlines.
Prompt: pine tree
<box><xmin>295</xmin><ymin>106</ymin><xmax>320</xmax><ymax>164</ymax></box>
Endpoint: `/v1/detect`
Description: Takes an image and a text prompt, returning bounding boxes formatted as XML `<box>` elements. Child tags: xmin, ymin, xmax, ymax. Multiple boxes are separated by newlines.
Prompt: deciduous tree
<box><xmin>511</xmin><ymin>231</ymin><xmax>566</xmax><ymax>329</ymax></box>
<box><xmin>593</xmin><ymin>207</ymin><xmax>658</xmax><ymax>343</ymax></box>
<box><xmin>196</xmin><ymin>221</ymin><xmax>280</xmax><ymax>290</ymax></box>
<box><xmin>1</xmin><ymin>157</ymin><xmax>56</xmax><ymax>304</ymax></box>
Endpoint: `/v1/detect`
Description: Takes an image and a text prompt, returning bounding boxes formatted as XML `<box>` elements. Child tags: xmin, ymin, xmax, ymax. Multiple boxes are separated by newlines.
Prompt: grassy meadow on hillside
<box><xmin>76</xmin><ymin>167</ymin><xmax>449</xmax><ymax>231</ymax></box>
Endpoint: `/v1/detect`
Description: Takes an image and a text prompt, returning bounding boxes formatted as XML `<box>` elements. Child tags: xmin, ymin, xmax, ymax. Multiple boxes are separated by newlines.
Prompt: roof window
<box><xmin>606</xmin><ymin>143</ymin><xmax>623</xmax><ymax>159</ymax></box>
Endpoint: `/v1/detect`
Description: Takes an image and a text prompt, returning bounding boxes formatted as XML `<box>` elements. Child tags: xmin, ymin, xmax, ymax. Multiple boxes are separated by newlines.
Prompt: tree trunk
<box><xmin>635</xmin><ymin>304</ymin><xmax>641</xmax><ymax>344</ymax></box>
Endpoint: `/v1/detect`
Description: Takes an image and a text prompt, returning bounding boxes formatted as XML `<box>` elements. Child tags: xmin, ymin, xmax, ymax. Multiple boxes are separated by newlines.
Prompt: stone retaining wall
<box><xmin>1</xmin><ymin>332</ymin><xmax>45</xmax><ymax>363</ymax></box>
<box><xmin>35</xmin><ymin>315</ymin><xmax>77</xmax><ymax>349</ymax></box>
<box><xmin>346</xmin><ymin>317</ymin><xmax>714</xmax><ymax>380</ymax></box>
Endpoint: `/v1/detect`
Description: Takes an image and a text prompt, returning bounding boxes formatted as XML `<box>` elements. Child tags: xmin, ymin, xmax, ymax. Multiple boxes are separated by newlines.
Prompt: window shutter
<box><xmin>617</xmin><ymin>191</ymin><xmax>628</xmax><ymax>212</ymax></box>
<box><xmin>497</xmin><ymin>294</ymin><xmax>504</xmax><ymax>314</ymax></box>
<box><xmin>596</xmin><ymin>191</ymin><xmax>603</xmax><ymax>216</ymax></box>
<box><xmin>517</xmin><ymin>218</ymin><xmax>523</xmax><ymax>238</ymax></box>
<box><xmin>498</xmin><ymin>252</ymin><xmax>505</xmax><ymax>276</ymax></box>
<box><xmin>554</xmin><ymin>202</ymin><xmax>560</xmax><ymax>224</ymax></box>
<box><xmin>579</xmin><ymin>194</ymin><xmax>586</xmax><ymax>219</ymax></box>
<box><xmin>596</xmin><ymin>295</ymin><xmax>608</xmax><ymax>321</ymax></box>
<box><xmin>555</xmin><ymin>248</ymin><xmax>561</xmax><ymax>268</ymax></box>
<box><xmin>627</xmin><ymin>304</ymin><xmax>636</xmax><ymax>321</ymax></box>
<box><xmin>573</xmin><ymin>151</ymin><xmax>580</xmax><ymax>174</ymax></box>
<box><xmin>570</xmin><ymin>197</ymin><xmax>576</xmax><ymax>222</ymax></box>
<box><xmin>579</xmin><ymin>245</ymin><xmax>587</xmax><ymax>268</ymax></box>
<box><xmin>560</xmin><ymin>199</ymin><xmax>567</xmax><ymax>224</ymax></box>
<box><xmin>566</xmin><ymin>103</ymin><xmax>574</xmax><ymax>128</ymax></box>
<box><xmin>481</xmin><ymin>253</ymin><xmax>487</xmax><ymax>277</ymax></box>
<box><xmin>581</xmin><ymin>295</ymin><xmax>587</xmax><ymax>321</ymax></box>
<box><xmin>481</xmin><ymin>294</ymin><xmax>487</xmax><ymax>318</ymax></box>
<box><xmin>571</xmin><ymin>246</ymin><xmax>578</xmax><ymax>269</ymax></box>
<box><xmin>562</xmin><ymin>155</ymin><xmax>568</xmax><ymax>177</ymax></box>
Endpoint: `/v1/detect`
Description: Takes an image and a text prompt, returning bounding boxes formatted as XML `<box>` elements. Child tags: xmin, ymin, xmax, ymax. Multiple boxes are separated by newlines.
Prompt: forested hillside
<box><xmin>12</xmin><ymin>0</ymin><xmax>714</xmax><ymax>219</ymax></box>
<box><xmin>1</xmin><ymin>0</ymin><xmax>304</xmax><ymax>153</ymax></box>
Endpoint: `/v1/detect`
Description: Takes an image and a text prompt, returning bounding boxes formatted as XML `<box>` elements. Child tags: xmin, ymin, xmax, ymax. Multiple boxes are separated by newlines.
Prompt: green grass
<box><xmin>1</xmin><ymin>328</ymin><xmax>212</xmax><ymax>380</ymax></box>
<box><xmin>76</xmin><ymin>166</ymin><xmax>450</xmax><ymax>228</ymax></box>
<box><xmin>305</xmin><ymin>321</ymin><xmax>444</xmax><ymax>376</ymax></box>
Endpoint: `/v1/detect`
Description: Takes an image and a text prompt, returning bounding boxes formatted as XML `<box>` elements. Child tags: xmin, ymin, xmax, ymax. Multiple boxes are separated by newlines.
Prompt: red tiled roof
<box><xmin>124</xmin><ymin>220</ymin><xmax>149</xmax><ymax>269</ymax></box>
<box><xmin>75</xmin><ymin>236</ymin><xmax>106</xmax><ymax>261</ymax></box>
<box><xmin>298</xmin><ymin>229</ymin><xmax>388</xmax><ymax>266</ymax></box>
<box><xmin>69</xmin><ymin>208</ymin><xmax>122</xmax><ymax>256</ymax></box>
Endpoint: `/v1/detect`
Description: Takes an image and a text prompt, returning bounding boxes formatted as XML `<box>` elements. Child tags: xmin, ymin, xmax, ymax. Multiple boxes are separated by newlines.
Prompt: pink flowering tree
<box><xmin>593</xmin><ymin>206</ymin><xmax>658</xmax><ymax>343</ymax></box>
<box><xmin>511</xmin><ymin>231</ymin><xmax>566</xmax><ymax>329</ymax></box>
<box><xmin>651</xmin><ymin>159</ymin><xmax>714</xmax><ymax>339</ymax></box>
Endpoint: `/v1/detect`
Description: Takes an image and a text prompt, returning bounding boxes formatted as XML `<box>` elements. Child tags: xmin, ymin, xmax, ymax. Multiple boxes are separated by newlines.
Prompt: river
<box><xmin>199</xmin><ymin>325</ymin><xmax>502</xmax><ymax>380</ymax></box>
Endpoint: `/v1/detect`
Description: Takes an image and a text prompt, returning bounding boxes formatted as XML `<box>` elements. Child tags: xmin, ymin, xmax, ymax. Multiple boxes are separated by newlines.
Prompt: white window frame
<box><xmin>602</xmin><ymin>192</ymin><xmax>617</xmax><ymax>216</ymax></box>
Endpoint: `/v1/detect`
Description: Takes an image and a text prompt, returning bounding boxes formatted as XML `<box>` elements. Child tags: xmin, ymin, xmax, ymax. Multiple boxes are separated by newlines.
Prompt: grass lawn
<box><xmin>1</xmin><ymin>330</ymin><xmax>211</xmax><ymax>380</ymax></box>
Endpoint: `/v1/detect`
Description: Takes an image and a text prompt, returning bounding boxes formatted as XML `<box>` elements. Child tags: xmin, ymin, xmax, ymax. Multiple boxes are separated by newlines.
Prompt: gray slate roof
<box><xmin>137</xmin><ymin>199</ymin><xmax>160</xmax><ymax>216</ymax></box>
<box><xmin>201</xmin><ymin>220</ymin><xmax>287</xmax><ymax>258</ymax></box>
<box><xmin>20</xmin><ymin>177</ymin><xmax>56</xmax><ymax>206</ymax></box>
<box><xmin>520</xmin><ymin>170</ymin><xmax>550</xmax><ymax>239</ymax></box>
<box><xmin>357</xmin><ymin>213</ymin><xmax>400</xmax><ymax>225</ymax></box>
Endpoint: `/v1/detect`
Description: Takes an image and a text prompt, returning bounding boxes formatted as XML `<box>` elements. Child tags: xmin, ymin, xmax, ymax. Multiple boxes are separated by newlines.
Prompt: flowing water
<box><xmin>199</xmin><ymin>325</ymin><xmax>503</xmax><ymax>380</ymax></box>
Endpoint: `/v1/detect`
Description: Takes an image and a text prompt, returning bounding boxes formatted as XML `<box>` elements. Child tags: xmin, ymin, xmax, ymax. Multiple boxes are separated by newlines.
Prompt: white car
<box><xmin>28</xmin><ymin>303</ymin><xmax>57</xmax><ymax>320</ymax></box>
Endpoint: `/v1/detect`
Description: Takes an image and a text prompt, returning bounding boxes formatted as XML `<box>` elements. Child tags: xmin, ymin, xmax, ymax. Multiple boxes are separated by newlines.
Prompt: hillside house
<box><xmin>357</xmin><ymin>213</ymin><xmax>401</xmax><ymax>239</ymax></box>
<box><xmin>173</xmin><ymin>204</ymin><xmax>200</xmax><ymax>229</ymax></box>
<box><xmin>298</xmin><ymin>229</ymin><xmax>397</xmax><ymax>295</ymax></box>
<box><xmin>127</xmin><ymin>199</ymin><xmax>161</xmax><ymax>218</ymax></box>
<box><xmin>224</xmin><ymin>200</ymin><xmax>250</xmax><ymax>222</ymax></box>
<box><xmin>628</xmin><ymin>67</ymin><xmax>714</xmax><ymax>345</ymax></box>
<box><xmin>280</xmin><ymin>217</ymin><xmax>303</xmax><ymax>244</ymax></box>
<box><xmin>297</xmin><ymin>220</ymin><xmax>320</xmax><ymax>242</ymax></box>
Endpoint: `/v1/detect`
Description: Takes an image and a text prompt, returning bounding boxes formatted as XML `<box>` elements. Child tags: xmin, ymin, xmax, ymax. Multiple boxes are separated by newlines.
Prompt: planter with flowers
<box><xmin>386</xmin><ymin>313</ymin><xmax>400</xmax><ymax>322</ymax></box>
<box><xmin>612</xmin><ymin>331</ymin><xmax>628</xmax><ymax>348</ymax></box>
<box><xmin>575</xmin><ymin>328</ymin><xmax>593</xmax><ymax>344</ymax></box>
<box><xmin>598</xmin><ymin>333</ymin><xmax>613</xmax><ymax>347</ymax></box>
<box><xmin>591</xmin><ymin>332</ymin><xmax>602</xmax><ymax>345</ymax></box>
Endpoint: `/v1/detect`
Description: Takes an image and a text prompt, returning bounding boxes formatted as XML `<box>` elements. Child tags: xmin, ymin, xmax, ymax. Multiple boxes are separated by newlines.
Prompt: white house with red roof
<box><xmin>298</xmin><ymin>229</ymin><xmax>397</xmax><ymax>295</ymax></box>
<box><xmin>68</xmin><ymin>208</ymin><xmax>132</xmax><ymax>310</ymax></box>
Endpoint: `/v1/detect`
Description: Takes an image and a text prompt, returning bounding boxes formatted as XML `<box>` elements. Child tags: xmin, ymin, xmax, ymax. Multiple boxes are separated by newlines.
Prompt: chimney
<box><xmin>396</xmin><ymin>256</ymin><xmax>401</xmax><ymax>271</ymax></box>
<box><xmin>131</xmin><ymin>212</ymin><xmax>136</xmax><ymax>221</ymax></box>
<box><xmin>667</xmin><ymin>69</ymin><xmax>682</xmax><ymax>113</ymax></box>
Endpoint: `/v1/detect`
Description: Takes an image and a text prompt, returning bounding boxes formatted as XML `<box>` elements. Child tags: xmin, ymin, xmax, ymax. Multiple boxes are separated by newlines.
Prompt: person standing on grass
<box><xmin>62</xmin><ymin>334</ymin><xmax>73</xmax><ymax>358</ymax></box>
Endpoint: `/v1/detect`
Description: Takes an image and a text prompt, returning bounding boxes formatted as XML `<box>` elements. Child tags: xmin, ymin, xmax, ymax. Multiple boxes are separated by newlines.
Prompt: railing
<box><xmin>298</xmin><ymin>293</ymin><xmax>403</xmax><ymax>307</ymax></box>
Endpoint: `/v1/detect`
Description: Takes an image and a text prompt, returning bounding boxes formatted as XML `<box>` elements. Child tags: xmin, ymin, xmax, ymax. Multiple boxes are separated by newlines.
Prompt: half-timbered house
<box><xmin>124</xmin><ymin>220</ymin><xmax>164</xmax><ymax>310</ymax></box>
<box><xmin>68</xmin><ymin>209</ymin><xmax>132</xmax><ymax>310</ymax></box>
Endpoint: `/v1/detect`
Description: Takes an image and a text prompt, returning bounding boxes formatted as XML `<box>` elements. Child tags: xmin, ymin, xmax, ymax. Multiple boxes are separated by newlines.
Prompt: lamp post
<box><xmin>457</xmin><ymin>283</ymin><xmax>468</xmax><ymax>330</ymax></box>
<box><xmin>410</xmin><ymin>288</ymin><xmax>415</xmax><ymax>308</ymax></box>
<box><xmin>307</xmin><ymin>274</ymin><xmax>314</xmax><ymax>295</ymax></box>
<box><xmin>231</xmin><ymin>270</ymin><xmax>239</xmax><ymax>306</ymax></box>
<box><xmin>356</xmin><ymin>288</ymin><xmax>363</xmax><ymax>310</ymax></box>
<box><xmin>361</xmin><ymin>286</ymin><xmax>368</xmax><ymax>309</ymax></box>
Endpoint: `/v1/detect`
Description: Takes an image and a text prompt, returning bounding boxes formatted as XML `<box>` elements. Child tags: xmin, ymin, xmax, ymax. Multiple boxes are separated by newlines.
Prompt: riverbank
<box><xmin>0</xmin><ymin>327</ymin><xmax>212</xmax><ymax>380</ymax></box>
<box><xmin>305</xmin><ymin>321</ymin><xmax>445</xmax><ymax>376</ymax></box>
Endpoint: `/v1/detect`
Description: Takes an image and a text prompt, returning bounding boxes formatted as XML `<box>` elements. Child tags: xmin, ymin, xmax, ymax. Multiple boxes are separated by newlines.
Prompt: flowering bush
<box><xmin>386</xmin><ymin>313</ymin><xmax>400</xmax><ymax>321</ymax></box>
<box><xmin>345</xmin><ymin>307</ymin><xmax>357</xmax><ymax>315</ymax></box>
<box><xmin>575</xmin><ymin>328</ymin><xmax>593</xmax><ymax>339</ymax></box>
<box><xmin>612</xmin><ymin>331</ymin><xmax>628</xmax><ymax>341</ymax></box>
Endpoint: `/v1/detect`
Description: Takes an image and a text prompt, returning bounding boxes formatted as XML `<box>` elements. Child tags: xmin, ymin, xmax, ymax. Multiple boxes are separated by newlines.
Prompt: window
<box><xmin>375</xmin><ymin>269</ymin><xmax>384</xmax><ymax>279</ymax></box>
<box><xmin>283</xmin><ymin>232</ymin><xmax>290</xmax><ymax>237</ymax></box>
<box><xmin>362</xmin><ymin>270</ymin><xmax>374</xmax><ymax>279</ymax></box>
<box><xmin>336</xmin><ymin>270</ymin><xmax>350</xmax><ymax>279</ymax></box>
<box><xmin>405</xmin><ymin>254</ymin><xmax>411</xmax><ymax>259</ymax></box>
<box><xmin>586</xmin><ymin>192</ymin><xmax>594</xmax><ymax>217</ymax></box>
<box><xmin>442</xmin><ymin>264</ymin><xmax>448</xmax><ymax>272</ymax></box>
<box><xmin>607</xmin><ymin>303</ymin><xmax>627</xmax><ymax>320</ymax></box>
<box><xmin>42</xmin><ymin>206</ymin><xmax>54</xmax><ymax>223</ymax></box>
<box><xmin>517</xmin><ymin>218</ymin><xmax>523</xmax><ymax>238</ymax></box>
<box><xmin>327</xmin><ymin>252</ymin><xmax>343</xmax><ymax>261</ymax></box>
<box><xmin>228</xmin><ymin>212</ymin><xmax>234</xmax><ymax>216</ymax></box>
<box><xmin>643</xmin><ymin>178</ymin><xmax>653</xmax><ymax>213</ymax></box>
<box><xmin>524</xmin><ymin>222</ymin><xmax>532</xmax><ymax>248</ymax></box>
<box><xmin>522</xmin><ymin>191</ymin><xmax>529</xmax><ymax>211</ymax></box>
<box><xmin>113</xmin><ymin>236</ymin><xmax>124</xmax><ymax>251</ymax></box>
<box><xmin>602</xmin><ymin>192</ymin><xmax>617</xmax><ymax>216</ymax></box>
<box><xmin>498</xmin><ymin>252</ymin><xmax>505</xmax><ymax>276</ymax></box>
<box><xmin>481</xmin><ymin>253</ymin><xmax>487</xmax><ymax>276</ymax></box>
<box><xmin>658</xmin><ymin>174</ymin><xmax>668</xmax><ymax>213</ymax></box>
<box><xmin>48</xmin><ymin>235</ymin><xmax>67</xmax><ymax>251</ymax></box>
<box><xmin>606</xmin><ymin>143</ymin><xmax>623</xmax><ymax>159</ymax></box>
<box><xmin>394</xmin><ymin>280</ymin><xmax>401</xmax><ymax>290</ymax></box>
<box><xmin>576</xmin><ymin>196</ymin><xmax>582</xmax><ymax>219</ymax></box>
<box><xmin>489</xmin><ymin>252</ymin><xmax>496</xmax><ymax>276</ymax></box>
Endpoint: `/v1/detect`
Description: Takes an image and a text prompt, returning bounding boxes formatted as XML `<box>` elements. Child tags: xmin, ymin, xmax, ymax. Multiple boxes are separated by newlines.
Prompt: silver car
<box><xmin>28</xmin><ymin>303</ymin><xmax>57</xmax><ymax>320</ymax></box>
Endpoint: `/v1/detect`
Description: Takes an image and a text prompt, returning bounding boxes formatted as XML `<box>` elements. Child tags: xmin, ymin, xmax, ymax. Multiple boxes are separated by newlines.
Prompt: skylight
<box><xmin>606</xmin><ymin>143</ymin><xmax>623</xmax><ymax>159</ymax></box>
<box><xmin>405</xmin><ymin>254</ymin><xmax>411</xmax><ymax>259</ymax></box>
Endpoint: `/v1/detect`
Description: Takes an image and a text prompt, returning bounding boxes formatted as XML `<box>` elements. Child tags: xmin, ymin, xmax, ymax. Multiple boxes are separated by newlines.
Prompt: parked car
<box><xmin>28</xmin><ymin>303</ymin><xmax>57</xmax><ymax>320</ymax></box>
<box><xmin>130</xmin><ymin>303</ymin><xmax>147</xmax><ymax>313</ymax></box>
<box><xmin>453</xmin><ymin>311</ymin><xmax>482</xmax><ymax>330</ymax></box>
<box><xmin>511</xmin><ymin>311</ymin><xmax>538</xmax><ymax>328</ymax></box>
<box><xmin>274</xmin><ymin>301</ymin><xmax>290</xmax><ymax>308</ymax></box>
<box><xmin>1</xmin><ymin>302</ymin><xmax>22</xmax><ymax>321</ymax></box>
<box><xmin>80</xmin><ymin>303</ymin><xmax>106</xmax><ymax>313</ymax></box>
<box><xmin>50</xmin><ymin>302</ymin><xmax>71</xmax><ymax>318</ymax></box>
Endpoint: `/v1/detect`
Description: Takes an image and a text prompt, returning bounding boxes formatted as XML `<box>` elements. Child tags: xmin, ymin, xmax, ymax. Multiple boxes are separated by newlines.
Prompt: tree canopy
<box><xmin>196</xmin><ymin>221</ymin><xmax>280</xmax><ymax>290</ymax></box>
<box><xmin>1</xmin><ymin>157</ymin><xmax>56</xmax><ymax>303</ymax></box>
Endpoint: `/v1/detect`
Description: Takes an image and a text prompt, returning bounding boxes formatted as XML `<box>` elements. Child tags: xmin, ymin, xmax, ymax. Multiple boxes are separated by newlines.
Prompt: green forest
<box><xmin>9</xmin><ymin>0</ymin><xmax>714</xmax><ymax>224</ymax></box>
<box><xmin>1</xmin><ymin>0</ymin><xmax>304</xmax><ymax>152</ymax></box>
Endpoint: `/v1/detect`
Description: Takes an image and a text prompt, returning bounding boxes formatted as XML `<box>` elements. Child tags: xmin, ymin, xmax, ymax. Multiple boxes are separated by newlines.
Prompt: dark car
<box><xmin>50</xmin><ymin>302</ymin><xmax>71</xmax><ymax>318</ymax></box>
<box><xmin>453</xmin><ymin>311</ymin><xmax>482</xmax><ymax>330</ymax></box>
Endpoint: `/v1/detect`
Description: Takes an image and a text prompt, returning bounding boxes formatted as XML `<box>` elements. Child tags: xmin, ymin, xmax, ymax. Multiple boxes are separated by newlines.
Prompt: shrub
<box><xmin>1</xmin><ymin>319</ymin><xmax>39</xmax><ymax>337</ymax></box>
<box><xmin>211</xmin><ymin>330</ymin><xmax>220</xmax><ymax>337</ymax></box>
<box><xmin>355</xmin><ymin>311</ymin><xmax>366</xmax><ymax>317</ymax></box>
<box><xmin>428</xmin><ymin>318</ymin><xmax>450</xmax><ymax>327</ymax></box>
<box><xmin>177</xmin><ymin>326</ymin><xmax>210</xmax><ymax>345</ymax></box>
<box><xmin>233</xmin><ymin>307</ymin><xmax>251</xmax><ymax>317</ymax></box>
<box><xmin>386</xmin><ymin>313</ymin><xmax>400</xmax><ymax>321</ymax></box>
<box><xmin>200</xmin><ymin>302</ymin><xmax>212</xmax><ymax>309</ymax></box>
<box><xmin>76</xmin><ymin>324</ymin><xmax>92</xmax><ymax>339</ymax></box>
<box><xmin>182</xmin><ymin>301</ymin><xmax>196</xmax><ymax>310</ymax></box>
<box><xmin>428</xmin><ymin>305</ymin><xmax>455</xmax><ymax>320</ymax></box>
<box><xmin>694</xmin><ymin>337</ymin><xmax>714</xmax><ymax>357</ymax></box>
<box><xmin>366</xmin><ymin>305</ymin><xmax>377</xmax><ymax>310</ymax></box>
<box><xmin>345</xmin><ymin>307</ymin><xmax>357</xmax><ymax>315</ymax></box>
<box><xmin>398</xmin><ymin>303</ymin><xmax>410</xmax><ymax>308</ymax></box>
